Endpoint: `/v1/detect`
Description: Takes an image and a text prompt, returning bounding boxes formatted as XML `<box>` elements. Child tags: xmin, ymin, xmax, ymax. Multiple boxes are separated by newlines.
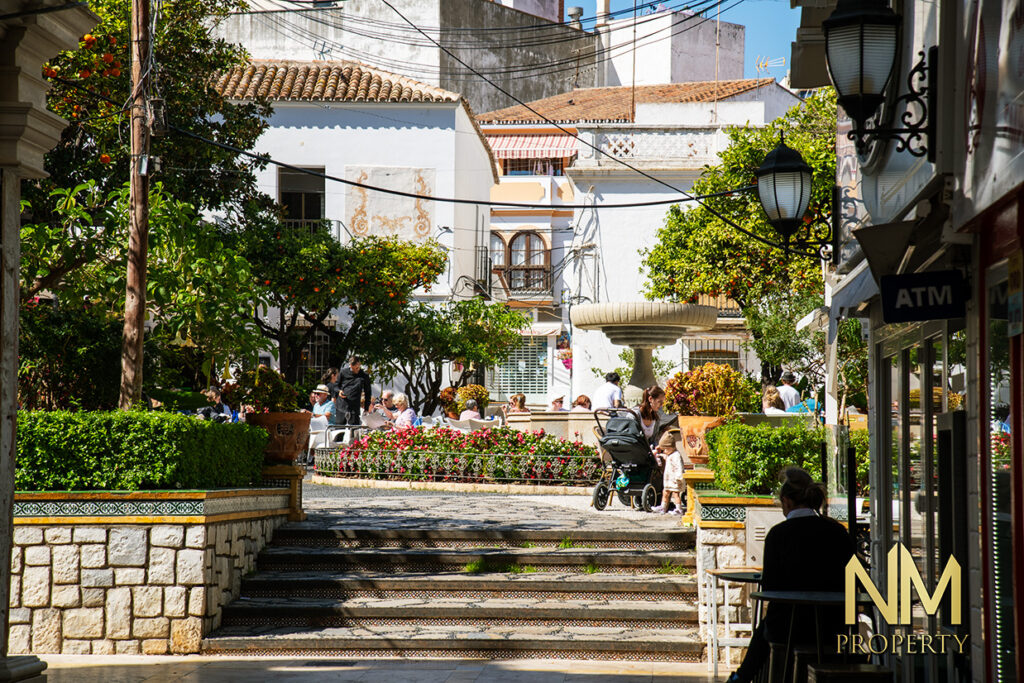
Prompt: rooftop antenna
<box><xmin>754</xmin><ymin>56</ymin><xmax>786</xmax><ymax>79</ymax></box>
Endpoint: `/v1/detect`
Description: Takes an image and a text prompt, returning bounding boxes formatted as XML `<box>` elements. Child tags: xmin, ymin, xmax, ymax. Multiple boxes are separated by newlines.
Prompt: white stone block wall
<box><xmin>7</xmin><ymin>516</ymin><xmax>285</xmax><ymax>655</ymax></box>
<box><xmin>696</xmin><ymin>525</ymin><xmax>751</xmax><ymax>666</ymax></box>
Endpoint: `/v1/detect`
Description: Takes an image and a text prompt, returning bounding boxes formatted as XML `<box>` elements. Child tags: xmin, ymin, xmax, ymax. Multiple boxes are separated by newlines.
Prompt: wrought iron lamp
<box><xmin>751</xmin><ymin>139</ymin><xmax>835</xmax><ymax>262</ymax></box>
<box><xmin>822</xmin><ymin>0</ymin><xmax>935</xmax><ymax>159</ymax></box>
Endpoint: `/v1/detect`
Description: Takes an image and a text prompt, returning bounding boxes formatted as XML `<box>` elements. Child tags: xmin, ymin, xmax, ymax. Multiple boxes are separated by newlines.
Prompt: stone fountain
<box><xmin>570</xmin><ymin>302</ymin><xmax>717</xmax><ymax>404</ymax></box>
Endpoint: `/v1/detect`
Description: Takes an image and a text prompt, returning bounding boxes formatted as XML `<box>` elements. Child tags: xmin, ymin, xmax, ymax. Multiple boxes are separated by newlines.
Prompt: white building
<box><xmin>478</xmin><ymin>79</ymin><xmax>802</xmax><ymax>405</ymax></box>
<box><xmin>214</xmin><ymin>59</ymin><xmax>497</xmax><ymax>376</ymax></box>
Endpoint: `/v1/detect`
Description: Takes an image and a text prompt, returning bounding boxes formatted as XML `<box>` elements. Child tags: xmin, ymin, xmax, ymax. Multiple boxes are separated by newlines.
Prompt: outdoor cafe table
<box><xmin>750</xmin><ymin>590</ymin><xmax>872</xmax><ymax>683</ymax></box>
<box><xmin>706</xmin><ymin>567</ymin><xmax>762</xmax><ymax>678</ymax></box>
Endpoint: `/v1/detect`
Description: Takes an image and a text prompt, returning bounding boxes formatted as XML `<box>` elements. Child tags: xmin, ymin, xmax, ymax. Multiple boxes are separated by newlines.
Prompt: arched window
<box><xmin>489</xmin><ymin>233</ymin><xmax>505</xmax><ymax>267</ymax></box>
<box><xmin>507</xmin><ymin>232</ymin><xmax>548</xmax><ymax>292</ymax></box>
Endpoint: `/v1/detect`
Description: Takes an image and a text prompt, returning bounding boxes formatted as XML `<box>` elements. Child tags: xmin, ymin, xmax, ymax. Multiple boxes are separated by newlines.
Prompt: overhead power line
<box><xmin>251</xmin><ymin>0</ymin><xmax>739</xmax><ymax>83</ymax></box>
<box><xmin>51</xmin><ymin>72</ymin><xmax>756</xmax><ymax>211</ymax></box>
<box><xmin>376</xmin><ymin>0</ymin><xmax>780</xmax><ymax>251</ymax></box>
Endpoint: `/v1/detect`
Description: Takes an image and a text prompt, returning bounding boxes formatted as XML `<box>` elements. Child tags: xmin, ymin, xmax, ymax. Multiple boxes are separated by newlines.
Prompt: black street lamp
<box><xmin>822</xmin><ymin>0</ymin><xmax>936</xmax><ymax>159</ymax></box>
<box><xmin>754</xmin><ymin>139</ymin><xmax>813</xmax><ymax>244</ymax></box>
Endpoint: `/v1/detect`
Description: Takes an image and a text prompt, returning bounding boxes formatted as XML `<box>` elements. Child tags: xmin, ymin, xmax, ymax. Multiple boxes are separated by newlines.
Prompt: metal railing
<box><xmin>696</xmin><ymin>293</ymin><xmax>743</xmax><ymax>318</ymax></box>
<box><xmin>313</xmin><ymin>448</ymin><xmax>602</xmax><ymax>487</ymax></box>
<box><xmin>282</xmin><ymin>218</ymin><xmax>350</xmax><ymax>241</ymax></box>
<box><xmin>491</xmin><ymin>265</ymin><xmax>554</xmax><ymax>298</ymax></box>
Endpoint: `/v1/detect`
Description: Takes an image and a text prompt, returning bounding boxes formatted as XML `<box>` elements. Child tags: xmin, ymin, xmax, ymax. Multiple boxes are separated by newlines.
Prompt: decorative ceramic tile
<box><xmin>14</xmin><ymin>499</ymin><xmax>205</xmax><ymax>517</ymax></box>
<box><xmin>698</xmin><ymin>505</ymin><xmax>746</xmax><ymax>523</ymax></box>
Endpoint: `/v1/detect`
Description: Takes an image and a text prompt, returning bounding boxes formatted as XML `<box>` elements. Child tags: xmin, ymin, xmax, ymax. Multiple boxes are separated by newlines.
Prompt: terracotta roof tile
<box><xmin>477</xmin><ymin>79</ymin><xmax>780</xmax><ymax>123</ymax></box>
<box><xmin>214</xmin><ymin>59</ymin><xmax>461</xmax><ymax>104</ymax></box>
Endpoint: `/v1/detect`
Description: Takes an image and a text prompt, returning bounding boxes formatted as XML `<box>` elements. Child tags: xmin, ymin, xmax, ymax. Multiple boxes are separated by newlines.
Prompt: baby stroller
<box><xmin>591</xmin><ymin>408</ymin><xmax>663</xmax><ymax>512</ymax></box>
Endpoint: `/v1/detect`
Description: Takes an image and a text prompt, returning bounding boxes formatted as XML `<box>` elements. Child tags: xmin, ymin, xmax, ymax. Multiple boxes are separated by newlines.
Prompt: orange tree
<box><xmin>642</xmin><ymin>89</ymin><xmax>836</xmax><ymax>383</ymax></box>
<box><xmin>28</xmin><ymin>0</ymin><xmax>271</xmax><ymax>298</ymax></box>
<box><xmin>238</xmin><ymin>220</ymin><xmax>448</xmax><ymax>383</ymax></box>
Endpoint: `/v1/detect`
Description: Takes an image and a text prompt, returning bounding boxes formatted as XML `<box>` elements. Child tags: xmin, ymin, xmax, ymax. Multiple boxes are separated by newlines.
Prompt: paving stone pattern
<box><xmin>302</xmin><ymin>482</ymin><xmax>683</xmax><ymax>532</ymax></box>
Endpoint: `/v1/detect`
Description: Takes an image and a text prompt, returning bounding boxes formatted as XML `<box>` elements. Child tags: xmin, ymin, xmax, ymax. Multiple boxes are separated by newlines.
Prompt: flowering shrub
<box><xmin>438</xmin><ymin>387</ymin><xmax>457</xmax><ymax>411</ymax></box>
<box><xmin>455</xmin><ymin>384</ymin><xmax>490</xmax><ymax>413</ymax></box>
<box><xmin>317</xmin><ymin>427</ymin><xmax>600</xmax><ymax>485</ymax></box>
<box><xmin>664</xmin><ymin>363</ymin><xmax>758</xmax><ymax>416</ymax></box>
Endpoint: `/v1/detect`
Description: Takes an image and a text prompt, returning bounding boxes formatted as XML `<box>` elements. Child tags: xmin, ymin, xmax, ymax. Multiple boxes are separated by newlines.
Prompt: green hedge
<box><xmin>16</xmin><ymin>411</ymin><xmax>268</xmax><ymax>491</ymax></box>
<box><xmin>707</xmin><ymin>421</ymin><xmax>825</xmax><ymax>495</ymax></box>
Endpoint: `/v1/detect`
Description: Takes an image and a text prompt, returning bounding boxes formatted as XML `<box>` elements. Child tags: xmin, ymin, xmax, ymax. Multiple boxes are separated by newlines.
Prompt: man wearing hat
<box><xmin>547</xmin><ymin>390</ymin><xmax>568</xmax><ymax>412</ymax></box>
<box><xmin>310</xmin><ymin>384</ymin><xmax>338</xmax><ymax>424</ymax></box>
<box><xmin>777</xmin><ymin>371</ymin><xmax>801</xmax><ymax>410</ymax></box>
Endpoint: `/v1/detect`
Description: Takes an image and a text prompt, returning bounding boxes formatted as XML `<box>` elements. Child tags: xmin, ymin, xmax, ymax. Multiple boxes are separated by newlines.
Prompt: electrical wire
<box><xmin>376</xmin><ymin>0</ymin><xmax>782</xmax><ymax>252</ymax></box>
<box><xmin>51</xmin><ymin>76</ymin><xmax>760</xmax><ymax>210</ymax></box>
<box><xmin>259</xmin><ymin>0</ymin><xmax>716</xmax><ymax>52</ymax></box>
<box><xmin>250</xmin><ymin>0</ymin><xmax>738</xmax><ymax>83</ymax></box>
<box><xmin>264</xmin><ymin>0</ymin><xmax>679</xmax><ymax>33</ymax></box>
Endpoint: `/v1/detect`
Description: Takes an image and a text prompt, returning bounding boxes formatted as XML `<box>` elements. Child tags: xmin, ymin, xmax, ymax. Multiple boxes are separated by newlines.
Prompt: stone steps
<box><xmin>201</xmin><ymin>625</ymin><xmax>704</xmax><ymax>660</ymax></box>
<box><xmin>220</xmin><ymin>596</ymin><xmax>698</xmax><ymax>627</ymax></box>
<box><xmin>240</xmin><ymin>570</ymin><xmax>699</xmax><ymax>600</ymax></box>
<box><xmin>204</xmin><ymin>525</ymin><xmax>705</xmax><ymax>660</ymax></box>
<box><xmin>269</xmin><ymin>526</ymin><xmax>695</xmax><ymax>550</ymax></box>
<box><xmin>256</xmin><ymin>546</ymin><xmax>696</xmax><ymax>573</ymax></box>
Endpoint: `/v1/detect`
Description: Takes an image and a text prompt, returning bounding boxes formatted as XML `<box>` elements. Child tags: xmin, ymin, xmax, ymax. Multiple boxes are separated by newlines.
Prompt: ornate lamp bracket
<box><xmin>849</xmin><ymin>46</ymin><xmax>937</xmax><ymax>162</ymax></box>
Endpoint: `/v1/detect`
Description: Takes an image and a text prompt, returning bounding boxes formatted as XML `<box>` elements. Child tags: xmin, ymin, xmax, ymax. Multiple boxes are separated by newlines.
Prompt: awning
<box><xmin>523</xmin><ymin>322</ymin><xmax>563</xmax><ymax>337</ymax></box>
<box><xmin>486</xmin><ymin>134</ymin><xmax>578</xmax><ymax>160</ymax></box>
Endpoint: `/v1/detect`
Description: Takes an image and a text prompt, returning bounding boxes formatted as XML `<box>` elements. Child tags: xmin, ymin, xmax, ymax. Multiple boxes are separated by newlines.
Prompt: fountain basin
<box><xmin>570</xmin><ymin>302</ymin><xmax>717</xmax><ymax>400</ymax></box>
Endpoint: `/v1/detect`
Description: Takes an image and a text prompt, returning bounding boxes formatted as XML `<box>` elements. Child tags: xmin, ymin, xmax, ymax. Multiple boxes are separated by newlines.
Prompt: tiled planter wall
<box><xmin>7</xmin><ymin>490</ymin><xmax>289</xmax><ymax>655</ymax></box>
<box><xmin>694</xmin><ymin>493</ymin><xmax>776</xmax><ymax>666</ymax></box>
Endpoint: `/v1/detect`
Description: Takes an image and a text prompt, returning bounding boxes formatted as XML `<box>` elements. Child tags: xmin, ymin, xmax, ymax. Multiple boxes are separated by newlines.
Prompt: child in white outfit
<box><xmin>652</xmin><ymin>430</ymin><xmax>685</xmax><ymax>514</ymax></box>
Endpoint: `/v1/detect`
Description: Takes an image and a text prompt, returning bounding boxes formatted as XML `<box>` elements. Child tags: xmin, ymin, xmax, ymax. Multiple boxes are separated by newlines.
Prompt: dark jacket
<box><xmin>338</xmin><ymin>366</ymin><xmax>372</xmax><ymax>410</ymax></box>
<box><xmin>760</xmin><ymin>514</ymin><xmax>855</xmax><ymax>644</ymax></box>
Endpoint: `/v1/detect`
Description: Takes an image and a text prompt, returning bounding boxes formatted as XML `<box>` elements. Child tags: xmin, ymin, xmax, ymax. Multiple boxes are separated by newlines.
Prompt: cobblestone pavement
<box><xmin>41</xmin><ymin>655</ymin><xmax>724</xmax><ymax>682</ymax></box>
<box><xmin>302</xmin><ymin>481</ymin><xmax>685</xmax><ymax>531</ymax></box>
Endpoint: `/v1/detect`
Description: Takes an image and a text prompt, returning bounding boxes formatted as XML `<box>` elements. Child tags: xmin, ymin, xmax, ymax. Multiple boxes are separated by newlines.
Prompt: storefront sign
<box><xmin>881</xmin><ymin>271</ymin><xmax>968</xmax><ymax>323</ymax></box>
<box><xmin>1009</xmin><ymin>250</ymin><xmax>1022</xmax><ymax>336</ymax></box>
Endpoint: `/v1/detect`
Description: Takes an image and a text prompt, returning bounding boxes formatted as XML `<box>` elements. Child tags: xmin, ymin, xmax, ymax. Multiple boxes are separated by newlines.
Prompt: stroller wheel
<box><xmin>617</xmin><ymin>491</ymin><xmax>632</xmax><ymax>507</ymax></box>
<box><xmin>592</xmin><ymin>481</ymin><xmax>610</xmax><ymax>511</ymax></box>
<box><xmin>640</xmin><ymin>483</ymin><xmax>658</xmax><ymax>513</ymax></box>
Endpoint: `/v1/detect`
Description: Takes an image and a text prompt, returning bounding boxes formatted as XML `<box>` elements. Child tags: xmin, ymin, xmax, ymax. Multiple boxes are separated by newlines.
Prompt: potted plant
<box><xmin>455</xmin><ymin>384</ymin><xmax>490</xmax><ymax>414</ymax></box>
<box><xmin>664</xmin><ymin>363</ymin><xmax>757</xmax><ymax>466</ymax></box>
<box><xmin>225</xmin><ymin>366</ymin><xmax>307</xmax><ymax>463</ymax></box>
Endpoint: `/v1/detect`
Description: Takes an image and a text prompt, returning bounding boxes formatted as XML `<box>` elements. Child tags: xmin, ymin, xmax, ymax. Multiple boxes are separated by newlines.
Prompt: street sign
<box><xmin>880</xmin><ymin>270</ymin><xmax>967</xmax><ymax>323</ymax></box>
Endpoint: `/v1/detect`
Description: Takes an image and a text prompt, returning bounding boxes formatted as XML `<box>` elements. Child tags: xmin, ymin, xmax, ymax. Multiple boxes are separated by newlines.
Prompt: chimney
<box><xmin>567</xmin><ymin>6</ymin><xmax>583</xmax><ymax>29</ymax></box>
<box><xmin>597</xmin><ymin>0</ymin><xmax>611</xmax><ymax>25</ymax></box>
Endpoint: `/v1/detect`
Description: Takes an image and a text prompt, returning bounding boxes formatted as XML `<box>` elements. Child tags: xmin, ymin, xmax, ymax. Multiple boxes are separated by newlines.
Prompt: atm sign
<box><xmin>880</xmin><ymin>270</ymin><xmax>967</xmax><ymax>323</ymax></box>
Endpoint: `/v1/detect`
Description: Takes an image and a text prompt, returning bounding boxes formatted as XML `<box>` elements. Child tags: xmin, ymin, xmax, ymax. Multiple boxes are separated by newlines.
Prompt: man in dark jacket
<box><xmin>337</xmin><ymin>356</ymin><xmax>372</xmax><ymax>425</ymax></box>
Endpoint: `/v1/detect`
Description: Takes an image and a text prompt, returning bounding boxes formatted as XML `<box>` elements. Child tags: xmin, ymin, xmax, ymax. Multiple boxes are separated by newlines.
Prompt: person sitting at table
<box><xmin>570</xmin><ymin>395</ymin><xmax>592</xmax><ymax>412</ymax></box>
<box><xmin>305</xmin><ymin>384</ymin><xmax>338</xmax><ymax>425</ymax></box>
<box><xmin>726</xmin><ymin>466</ymin><xmax>855</xmax><ymax>683</ymax></box>
<box><xmin>762</xmin><ymin>385</ymin><xmax>788</xmax><ymax>415</ymax></box>
<box><xmin>502</xmin><ymin>393</ymin><xmax>530</xmax><ymax>417</ymax></box>
<box><xmin>459</xmin><ymin>399</ymin><xmax>481</xmax><ymax>420</ymax></box>
<box><xmin>392</xmin><ymin>393</ymin><xmax>417</xmax><ymax>428</ymax></box>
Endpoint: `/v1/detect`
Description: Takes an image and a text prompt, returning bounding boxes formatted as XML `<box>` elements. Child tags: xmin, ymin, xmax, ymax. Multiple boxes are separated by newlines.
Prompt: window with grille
<box><xmin>683</xmin><ymin>338</ymin><xmax>743</xmax><ymax>372</ymax></box>
<box><xmin>491</xmin><ymin>337</ymin><xmax>548</xmax><ymax>397</ymax></box>
<box><xmin>279</xmin><ymin>167</ymin><xmax>325</xmax><ymax>222</ymax></box>
<box><xmin>297</xmin><ymin>328</ymin><xmax>331</xmax><ymax>381</ymax></box>
<box><xmin>503</xmin><ymin>158</ymin><xmax>564</xmax><ymax>176</ymax></box>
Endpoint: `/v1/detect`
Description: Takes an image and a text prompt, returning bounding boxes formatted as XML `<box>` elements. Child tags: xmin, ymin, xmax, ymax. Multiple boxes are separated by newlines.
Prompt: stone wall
<box><xmin>695</xmin><ymin>525</ymin><xmax>750</xmax><ymax>666</ymax></box>
<box><xmin>7</xmin><ymin>490</ymin><xmax>288</xmax><ymax>655</ymax></box>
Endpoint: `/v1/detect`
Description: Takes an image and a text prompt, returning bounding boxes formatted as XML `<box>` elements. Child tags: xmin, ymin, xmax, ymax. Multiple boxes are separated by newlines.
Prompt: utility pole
<box><xmin>119</xmin><ymin>0</ymin><xmax>151</xmax><ymax>408</ymax></box>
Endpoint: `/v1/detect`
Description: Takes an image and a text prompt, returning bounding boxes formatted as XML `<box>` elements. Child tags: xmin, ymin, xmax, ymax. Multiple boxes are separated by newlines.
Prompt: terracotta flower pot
<box><xmin>676</xmin><ymin>415</ymin><xmax>727</xmax><ymax>466</ymax></box>
<box><xmin>246</xmin><ymin>412</ymin><xmax>311</xmax><ymax>464</ymax></box>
